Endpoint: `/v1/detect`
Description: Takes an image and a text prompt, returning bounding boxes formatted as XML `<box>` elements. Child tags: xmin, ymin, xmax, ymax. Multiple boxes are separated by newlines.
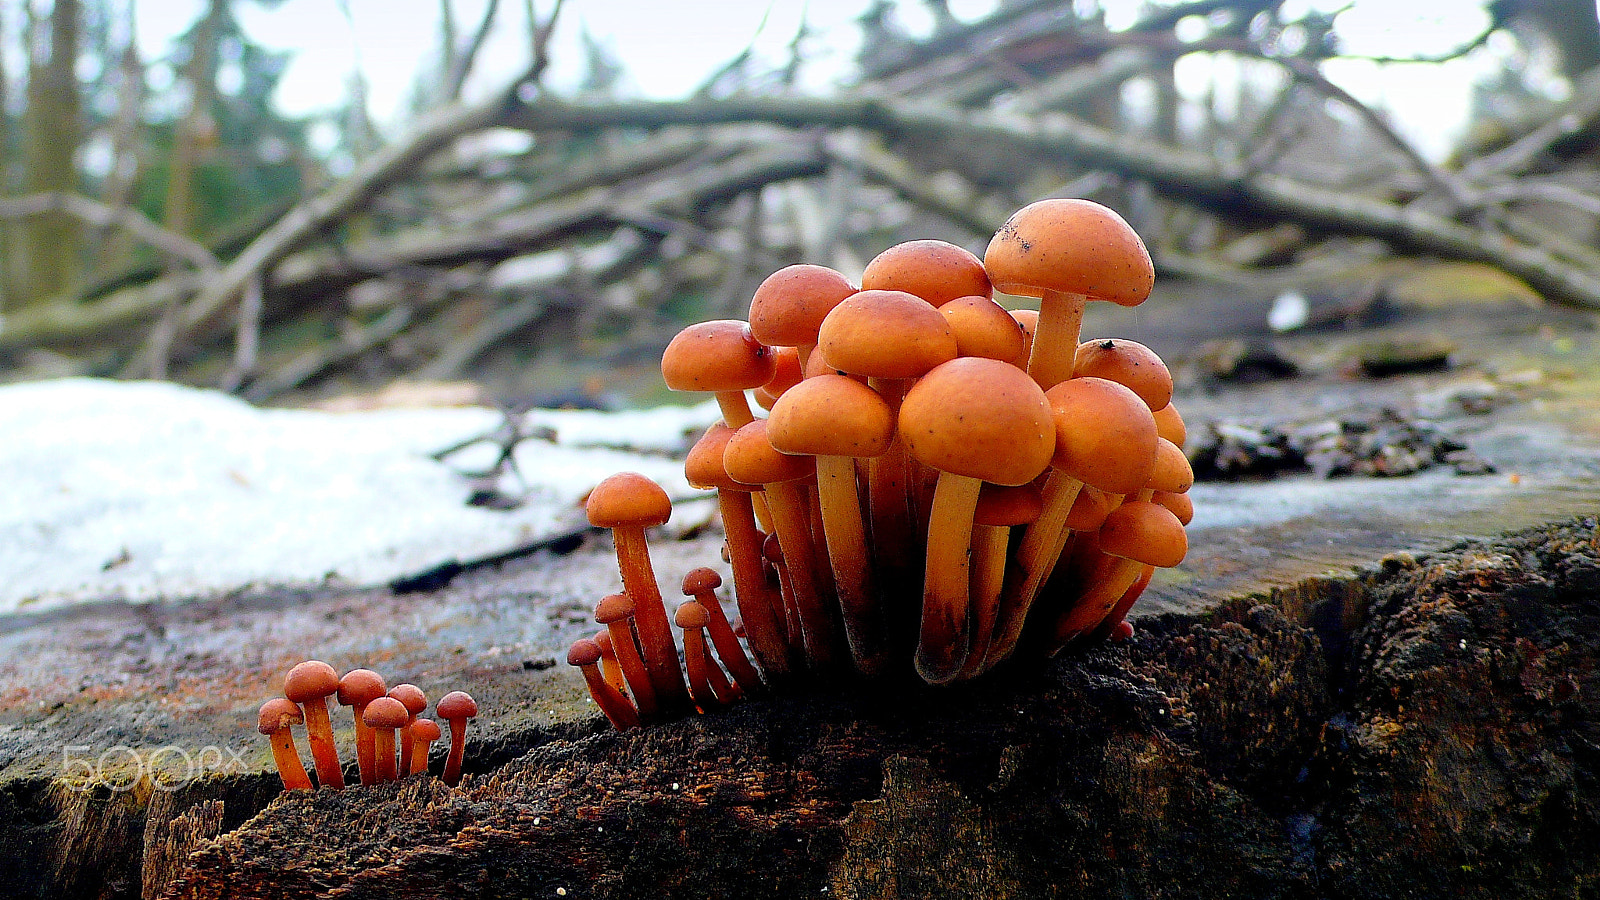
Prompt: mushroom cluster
<box><xmin>574</xmin><ymin>198</ymin><xmax>1193</xmax><ymax>727</ymax></box>
<box><xmin>257</xmin><ymin>660</ymin><xmax>477</xmax><ymax>792</ymax></box>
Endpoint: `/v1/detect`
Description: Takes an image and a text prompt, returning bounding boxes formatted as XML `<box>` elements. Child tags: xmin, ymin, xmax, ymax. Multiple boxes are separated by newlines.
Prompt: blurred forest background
<box><xmin>2</xmin><ymin>0</ymin><xmax>1599</xmax><ymax>407</ymax></box>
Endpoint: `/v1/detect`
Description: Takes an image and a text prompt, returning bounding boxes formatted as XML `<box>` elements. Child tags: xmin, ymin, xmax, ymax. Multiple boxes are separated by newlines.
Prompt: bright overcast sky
<box><xmin>109</xmin><ymin>0</ymin><xmax>1508</xmax><ymax>159</ymax></box>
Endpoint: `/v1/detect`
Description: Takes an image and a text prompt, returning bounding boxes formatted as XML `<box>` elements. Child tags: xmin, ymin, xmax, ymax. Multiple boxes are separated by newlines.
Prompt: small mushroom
<box><xmin>1053</xmin><ymin>500</ymin><xmax>1186</xmax><ymax>648</ymax></box>
<box><xmin>684</xmin><ymin>423</ymin><xmax>792</xmax><ymax>683</ymax></box>
<box><xmin>941</xmin><ymin>295</ymin><xmax>1028</xmax><ymax>365</ymax></box>
<box><xmin>680</xmin><ymin>567</ymin><xmax>764</xmax><ymax>695</ymax></box>
<box><xmin>337</xmin><ymin>668</ymin><xmax>388</xmax><ymax>786</ymax></box>
<box><xmin>283</xmin><ymin>660</ymin><xmax>344</xmax><ymax>790</ymax></box>
<box><xmin>766</xmin><ymin>372</ymin><xmax>897</xmax><ymax>676</ymax></box>
<box><xmin>1074</xmin><ymin>339</ymin><xmax>1173</xmax><ymax>413</ymax></box>
<box><xmin>984</xmin><ymin>199</ymin><xmax>1154</xmax><ymax>391</ymax></box>
<box><xmin>898</xmin><ymin>357</ymin><xmax>1055</xmax><ymax>683</ymax></box>
<box><xmin>748</xmin><ymin>263</ymin><xmax>857</xmax><ymax>370</ymax></box>
<box><xmin>362</xmin><ymin>696</ymin><xmax>410</xmax><ymax>783</ymax></box>
<box><xmin>436</xmin><ymin>690</ymin><xmax>479</xmax><ymax>788</ymax></box>
<box><xmin>568</xmin><ymin>638</ymin><xmax>641</xmax><ymax>731</ymax></box>
<box><xmin>594</xmin><ymin>592</ymin><xmax>658</xmax><ymax>719</ymax></box>
<box><xmin>675</xmin><ymin>601</ymin><xmax>732</xmax><ymax>710</ymax></box>
<box><xmin>724</xmin><ymin>418</ymin><xmax>841</xmax><ymax>671</ymax></box>
<box><xmin>861</xmin><ymin>239</ymin><xmax>993</xmax><ymax>307</ymax></box>
<box><xmin>592</xmin><ymin>628</ymin><xmax>627</xmax><ymax>695</ymax></box>
<box><xmin>258</xmin><ymin>698</ymin><xmax>312</xmax><ymax>792</ymax></box>
<box><xmin>661</xmin><ymin>319</ymin><xmax>776</xmax><ymax>428</ymax></box>
<box><xmin>387</xmin><ymin>684</ymin><xmax>428</xmax><ymax>777</ymax></box>
<box><xmin>408</xmin><ymin>718</ymin><xmax>442</xmax><ymax>776</ymax></box>
<box><xmin>586</xmin><ymin>472</ymin><xmax>690</xmax><ymax>714</ymax></box>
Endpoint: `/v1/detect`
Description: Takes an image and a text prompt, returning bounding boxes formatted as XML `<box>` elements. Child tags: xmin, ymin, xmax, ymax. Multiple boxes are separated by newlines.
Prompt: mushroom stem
<box><xmin>958</xmin><ymin>521</ymin><xmax>1011</xmax><ymax>681</ymax></box>
<box><xmin>609</xmin><ymin>525</ymin><xmax>691</xmax><ymax>712</ymax></box>
<box><xmin>1026</xmin><ymin>290</ymin><xmax>1087</xmax><ymax>391</ymax></box>
<box><xmin>409</xmin><ymin>720</ymin><xmax>441</xmax><ymax>776</ymax></box>
<box><xmin>569</xmin><ymin>639</ymin><xmax>641</xmax><ymax>731</ymax></box>
<box><xmin>597</xmin><ymin>595</ymin><xmax>659</xmax><ymax>720</ymax></box>
<box><xmin>716</xmin><ymin>491</ymin><xmax>793</xmax><ymax>683</ymax></box>
<box><xmin>814</xmin><ymin>453</ymin><xmax>888</xmax><ymax>676</ymax></box>
<box><xmin>267</xmin><ymin>730</ymin><xmax>311</xmax><ymax>791</ymax></box>
<box><xmin>765</xmin><ymin>479</ymin><xmax>843</xmax><ymax>671</ymax></box>
<box><xmin>989</xmin><ymin>471</ymin><xmax>1084</xmax><ymax>666</ymax></box>
<box><xmin>716</xmin><ymin>391</ymin><xmax>755</xmax><ymax>428</ymax></box>
<box><xmin>678</xmin><ymin>607</ymin><xmax>722</xmax><ymax>712</ymax></box>
<box><xmin>593</xmin><ymin>629</ymin><xmax>628</xmax><ymax>695</ymax></box>
<box><xmin>1089</xmin><ymin>564</ymin><xmax>1155</xmax><ymax>643</ymax></box>
<box><xmin>1051</xmin><ymin>556</ymin><xmax>1144</xmax><ymax>649</ymax></box>
<box><xmin>436</xmin><ymin>691</ymin><xmax>478</xmax><ymax>788</ymax></box>
<box><xmin>917</xmin><ymin>474</ymin><xmax>984</xmax><ymax>684</ymax></box>
<box><xmin>298</xmin><ymin>697</ymin><xmax>342</xmax><ymax>791</ymax></box>
<box><xmin>373</xmin><ymin>726</ymin><xmax>398</xmax><ymax>783</ymax></box>
<box><xmin>864</xmin><ymin>377</ymin><xmax>916</xmax><ymax>593</ymax></box>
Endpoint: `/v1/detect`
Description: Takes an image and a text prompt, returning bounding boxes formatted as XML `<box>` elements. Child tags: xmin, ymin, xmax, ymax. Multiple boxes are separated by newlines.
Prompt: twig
<box><xmin>443</xmin><ymin>0</ymin><xmax>502</xmax><ymax>103</ymax></box>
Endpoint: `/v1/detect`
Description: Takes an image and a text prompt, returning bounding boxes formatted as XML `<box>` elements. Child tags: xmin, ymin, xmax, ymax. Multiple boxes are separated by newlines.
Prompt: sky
<box><xmin>11</xmin><ymin>0</ymin><xmax>1538</xmax><ymax>161</ymax></box>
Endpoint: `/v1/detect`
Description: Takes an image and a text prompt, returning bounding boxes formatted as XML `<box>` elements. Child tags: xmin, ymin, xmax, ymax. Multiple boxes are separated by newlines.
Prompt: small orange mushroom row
<box><xmin>572</xmin><ymin>198</ymin><xmax>1191</xmax><ymax>728</ymax></box>
<box><xmin>257</xmin><ymin>660</ymin><xmax>477</xmax><ymax>792</ymax></box>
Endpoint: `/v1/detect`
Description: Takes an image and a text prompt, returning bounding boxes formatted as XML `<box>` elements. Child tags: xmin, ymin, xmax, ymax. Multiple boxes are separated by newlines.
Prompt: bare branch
<box><xmin>443</xmin><ymin>0</ymin><xmax>502</xmax><ymax>103</ymax></box>
<box><xmin>0</xmin><ymin>192</ymin><xmax>218</xmax><ymax>272</ymax></box>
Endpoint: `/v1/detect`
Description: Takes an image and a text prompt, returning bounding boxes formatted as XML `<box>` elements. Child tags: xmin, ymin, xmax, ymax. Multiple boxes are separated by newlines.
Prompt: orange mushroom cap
<box><xmin>362</xmin><ymin>696</ymin><xmax>411</xmax><ymax>730</ymax></box>
<box><xmin>1146</xmin><ymin>437</ymin><xmax>1195</xmax><ymax>494</ymax></box>
<box><xmin>974</xmin><ymin>481</ymin><xmax>1045</xmax><ymax>527</ymax></box>
<box><xmin>763</xmin><ymin>346</ymin><xmax>803</xmax><ymax>396</ymax></box>
<box><xmin>723</xmin><ymin>419</ymin><xmax>815</xmax><ymax>486</ymax></box>
<box><xmin>674</xmin><ymin>600</ymin><xmax>712</xmax><ymax>630</ymax></box>
<box><xmin>816</xmin><ymin>289</ymin><xmax>957</xmax><ymax>380</ymax></box>
<box><xmin>661</xmin><ymin>320</ymin><xmax>776</xmax><ymax>393</ymax></box>
<box><xmin>983</xmin><ymin>199</ymin><xmax>1153</xmax><ymax>307</ymax></box>
<box><xmin>387</xmin><ymin>683</ymin><xmax>428</xmax><ymax>717</ymax></box>
<box><xmin>411</xmin><ymin>718</ymin><xmax>442</xmax><ymax>744</ymax></box>
<box><xmin>283</xmin><ymin>660</ymin><xmax>340</xmax><ymax>704</ymax></box>
<box><xmin>1153</xmin><ymin>402</ymin><xmax>1187</xmax><ymax>446</ymax></box>
<box><xmin>685</xmin><ymin>423</ymin><xmax>745</xmax><ymax>493</ymax></box>
<box><xmin>436</xmin><ymin>690</ymin><xmax>479</xmax><ymax>722</ymax></box>
<box><xmin>748</xmin><ymin>264</ymin><xmax>857</xmax><ymax>349</ymax></box>
<box><xmin>682</xmin><ymin>566</ymin><xmax>722</xmax><ymax>595</ymax></box>
<box><xmin>899</xmin><ymin>357</ymin><xmax>1054</xmax><ymax>487</ymax></box>
<box><xmin>258</xmin><ymin>697</ymin><xmax>304</xmax><ymax>734</ymax></box>
<box><xmin>766</xmin><ymin>373</ymin><xmax>895</xmax><ymax>459</ymax></box>
<box><xmin>1099</xmin><ymin>501</ymin><xmax>1188</xmax><ymax>569</ymax></box>
<box><xmin>594</xmin><ymin>591</ymin><xmax>637</xmax><ymax>625</ymax></box>
<box><xmin>941</xmin><ymin>295</ymin><xmax>1028</xmax><ymax>364</ymax></box>
<box><xmin>336</xmin><ymin>669</ymin><xmax>387</xmax><ymax>708</ymax></box>
<box><xmin>1044</xmin><ymin>376</ymin><xmax>1159</xmax><ymax>495</ymax></box>
<box><xmin>1152</xmin><ymin>489</ymin><xmax>1194</xmax><ymax>526</ymax></box>
<box><xmin>567</xmin><ymin>639</ymin><xmax>604</xmax><ymax>668</ymax></box>
<box><xmin>860</xmin><ymin>239</ymin><xmax>992</xmax><ymax>307</ymax></box>
<box><xmin>586</xmin><ymin>471</ymin><xmax>672</xmax><ymax>529</ymax></box>
<box><xmin>1074</xmin><ymin>339</ymin><xmax>1173</xmax><ymax>412</ymax></box>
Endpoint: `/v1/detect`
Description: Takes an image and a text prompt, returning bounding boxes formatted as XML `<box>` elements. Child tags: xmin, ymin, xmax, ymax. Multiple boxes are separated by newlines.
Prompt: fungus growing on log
<box><xmin>282</xmin><ymin>660</ymin><xmax>344</xmax><ymax>791</ymax></box>
<box><xmin>336</xmin><ymin>668</ymin><xmax>387</xmax><ymax>786</ymax></box>
<box><xmin>586</xmin><ymin>472</ymin><xmax>690</xmax><ymax>713</ymax></box>
<box><xmin>387</xmin><ymin>683</ymin><xmax>428</xmax><ymax>777</ymax></box>
<box><xmin>258</xmin><ymin>698</ymin><xmax>312</xmax><ymax>792</ymax></box>
<box><xmin>408</xmin><ymin>719</ymin><xmax>442</xmax><ymax>776</ymax></box>
<box><xmin>436</xmin><ymin>690</ymin><xmax>479</xmax><ymax>788</ymax></box>
<box><xmin>568</xmin><ymin>638</ymin><xmax>641</xmax><ymax>731</ymax></box>
<box><xmin>362</xmin><ymin>696</ymin><xmax>409</xmax><ymax>783</ymax></box>
<box><xmin>571</xmin><ymin>198</ymin><xmax>1189</xmax><ymax>726</ymax></box>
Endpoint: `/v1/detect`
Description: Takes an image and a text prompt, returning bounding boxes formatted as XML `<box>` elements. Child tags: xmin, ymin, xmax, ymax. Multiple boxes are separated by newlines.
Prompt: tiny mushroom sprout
<box><xmin>767</xmin><ymin>372</ymin><xmax>897</xmax><ymax>675</ymax></box>
<box><xmin>747</xmin><ymin>263</ymin><xmax>857</xmax><ymax>370</ymax></box>
<box><xmin>684</xmin><ymin>423</ymin><xmax>791</xmax><ymax>683</ymax></box>
<box><xmin>568</xmin><ymin>638</ymin><xmax>641</xmax><ymax>731</ymax></box>
<box><xmin>283</xmin><ymin>660</ymin><xmax>344</xmax><ymax>790</ymax></box>
<box><xmin>337</xmin><ymin>668</ymin><xmax>388</xmax><ymax>786</ymax></box>
<box><xmin>408</xmin><ymin>719</ymin><xmax>442</xmax><ymax>776</ymax></box>
<box><xmin>681</xmin><ymin>567</ymin><xmax>764</xmax><ymax>696</ymax></box>
<box><xmin>387</xmin><ymin>683</ymin><xmax>428</xmax><ymax>777</ymax></box>
<box><xmin>436</xmin><ymin>690</ymin><xmax>479</xmax><ymax>788</ymax></box>
<box><xmin>984</xmin><ymin>198</ymin><xmax>1155</xmax><ymax>391</ymax></box>
<box><xmin>860</xmin><ymin>238</ymin><xmax>993</xmax><ymax>308</ymax></box>
<box><xmin>586</xmin><ymin>472</ymin><xmax>691</xmax><ymax>714</ymax></box>
<box><xmin>594</xmin><ymin>592</ymin><xmax>658</xmax><ymax>720</ymax></box>
<box><xmin>898</xmin><ymin>356</ymin><xmax>1055</xmax><ymax>683</ymax></box>
<box><xmin>661</xmin><ymin>319</ymin><xmax>776</xmax><ymax>429</ymax></box>
<box><xmin>362</xmin><ymin>696</ymin><xmax>410</xmax><ymax>783</ymax></box>
<box><xmin>258</xmin><ymin>698</ymin><xmax>312</xmax><ymax>792</ymax></box>
<box><xmin>592</xmin><ymin>628</ymin><xmax>628</xmax><ymax>695</ymax></box>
